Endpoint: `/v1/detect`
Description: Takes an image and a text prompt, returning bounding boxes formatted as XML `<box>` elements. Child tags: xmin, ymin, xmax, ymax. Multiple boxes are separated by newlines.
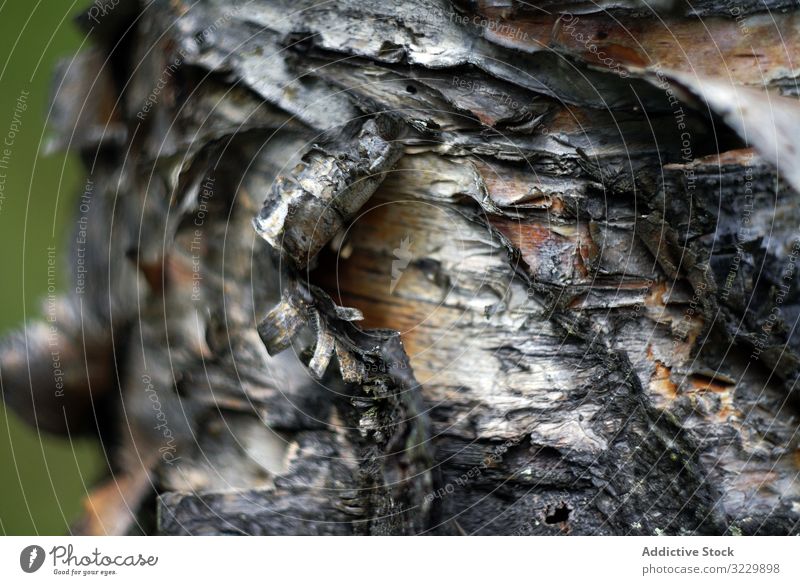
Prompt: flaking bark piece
<box><xmin>256</xmin><ymin>278</ymin><xmax>433</xmax><ymax>532</ymax></box>
<box><xmin>253</xmin><ymin>115</ymin><xmax>404</xmax><ymax>268</ymax></box>
<box><xmin>258</xmin><ymin>282</ymin><xmax>368</xmax><ymax>379</ymax></box>
<box><xmin>308</xmin><ymin>312</ymin><xmax>336</xmax><ymax>379</ymax></box>
<box><xmin>256</xmin><ymin>292</ymin><xmax>310</xmax><ymax>355</ymax></box>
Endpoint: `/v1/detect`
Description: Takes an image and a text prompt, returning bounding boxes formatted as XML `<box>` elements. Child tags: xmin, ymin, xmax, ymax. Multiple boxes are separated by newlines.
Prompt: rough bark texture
<box><xmin>2</xmin><ymin>0</ymin><xmax>800</xmax><ymax>535</ymax></box>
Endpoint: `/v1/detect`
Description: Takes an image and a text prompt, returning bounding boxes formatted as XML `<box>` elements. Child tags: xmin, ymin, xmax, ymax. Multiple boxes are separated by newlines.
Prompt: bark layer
<box><xmin>2</xmin><ymin>0</ymin><xmax>800</xmax><ymax>535</ymax></box>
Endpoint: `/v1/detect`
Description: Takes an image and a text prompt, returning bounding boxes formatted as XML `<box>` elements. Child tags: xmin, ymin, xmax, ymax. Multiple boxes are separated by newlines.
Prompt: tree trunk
<box><xmin>2</xmin><ymin>0</ymin><xmax>800</xmax><ymax>535</ymax></box>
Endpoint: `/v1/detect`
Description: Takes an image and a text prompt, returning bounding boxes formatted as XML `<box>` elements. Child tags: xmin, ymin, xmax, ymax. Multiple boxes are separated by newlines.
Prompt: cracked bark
<box><xmin>2</xmin><ymin>0</ymin><xmax>800</xmax><ymax>535</ymax></box>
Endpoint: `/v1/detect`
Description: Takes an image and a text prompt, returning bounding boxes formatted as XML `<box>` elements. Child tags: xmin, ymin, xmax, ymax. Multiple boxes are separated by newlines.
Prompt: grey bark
<box><xmin>2</xmin><ymin>0</ymin><xmax>800</xmax><ymax>535</ymax></box>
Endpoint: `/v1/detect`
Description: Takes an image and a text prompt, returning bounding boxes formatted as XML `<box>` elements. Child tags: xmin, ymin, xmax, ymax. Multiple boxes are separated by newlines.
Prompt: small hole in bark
<box><xmin>406</xmin><ymin>85</ymin><xmax>417</xmax><ymax>94</ymax></box>
<box><xmin>596</xmin><ymin>31</ymin><xmax>608</xmax><ymax>40</ymax></box>
<box><xmin>545</xmin><ymin>503</ymin><xmax>571</xmax><ymax>524</ymax></box>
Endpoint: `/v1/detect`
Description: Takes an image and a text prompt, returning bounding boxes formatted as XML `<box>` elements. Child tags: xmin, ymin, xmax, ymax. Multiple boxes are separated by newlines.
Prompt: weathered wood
<box><xmin>2</xmin><ymin>0</ymin><xmax>800</xmax><ymax>535</ymax></box>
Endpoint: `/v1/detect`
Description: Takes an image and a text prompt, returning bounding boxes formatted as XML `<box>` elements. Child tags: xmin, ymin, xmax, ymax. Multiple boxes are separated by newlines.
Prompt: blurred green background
<box><xmin>0</xmin><ymin>0</ymin><xmax>103</xmax><ymax>535</ymax></box>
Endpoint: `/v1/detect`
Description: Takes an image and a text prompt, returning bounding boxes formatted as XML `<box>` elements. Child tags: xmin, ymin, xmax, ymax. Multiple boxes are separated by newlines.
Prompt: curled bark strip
<box><xmin>253</xmin><ymin>116</ymin><xmax>404</xmax><ymax>268</ymax></box>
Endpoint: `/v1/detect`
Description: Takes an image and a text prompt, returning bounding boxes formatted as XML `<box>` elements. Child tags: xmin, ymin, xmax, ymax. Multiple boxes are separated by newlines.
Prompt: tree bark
<box><xmin>2</xmin><ymin>0</ymin><xmax>800</xmax><ymax>535</ymax></box>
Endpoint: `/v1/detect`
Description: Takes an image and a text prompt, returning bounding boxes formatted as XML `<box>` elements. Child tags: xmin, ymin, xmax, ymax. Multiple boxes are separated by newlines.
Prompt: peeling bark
<box><xmin>2</xmin><ymin>0</ymin><xmax>800</xmax><ymax>535</ymax></box>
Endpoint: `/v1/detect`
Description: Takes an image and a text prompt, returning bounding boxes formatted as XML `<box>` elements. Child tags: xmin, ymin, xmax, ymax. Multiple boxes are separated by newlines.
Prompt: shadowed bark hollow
<box><xmin>2</xmin><ymin>0</ymin><xmax>800</xmax><ymax>535</ymax></box>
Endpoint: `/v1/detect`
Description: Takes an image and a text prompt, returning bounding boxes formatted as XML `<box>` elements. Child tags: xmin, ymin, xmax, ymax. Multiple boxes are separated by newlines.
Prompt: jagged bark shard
<box><xmin>254</xmin><ymin>278</ymin><xmax>433</xmax><ymax>534</ymax></box>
